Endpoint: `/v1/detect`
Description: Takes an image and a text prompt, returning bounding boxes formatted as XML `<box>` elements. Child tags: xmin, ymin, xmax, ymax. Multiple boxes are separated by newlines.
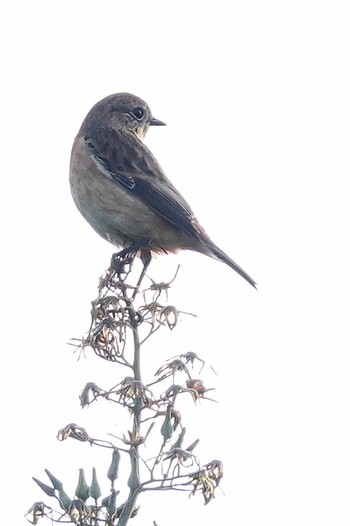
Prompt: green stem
<box><xmin>117</xmin><ymin>292</ymin><xmax>143</xmax><ymax>526</ymax></box>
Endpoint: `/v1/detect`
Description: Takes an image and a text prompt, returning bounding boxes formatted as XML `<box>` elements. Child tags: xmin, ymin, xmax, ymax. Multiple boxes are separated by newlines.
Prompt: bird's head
<box><xmin>80</xmin><ymin>93</ymin><xmax>166</xmax><ymax>141</ymax></box>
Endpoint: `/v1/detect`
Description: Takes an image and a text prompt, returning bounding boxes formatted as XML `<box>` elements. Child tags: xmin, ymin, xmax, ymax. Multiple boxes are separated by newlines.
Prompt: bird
<box><xmin>69</xmin><ymin>93</ymin><xmax>256</xmax><ymax>288</ymax></box>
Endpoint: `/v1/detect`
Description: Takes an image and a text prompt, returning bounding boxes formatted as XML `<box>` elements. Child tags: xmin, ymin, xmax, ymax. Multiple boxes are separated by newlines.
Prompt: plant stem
<box><xmin>117</xmin><ymin>285</ymin><xmax>143</xmax><ymax>526</ymax></box>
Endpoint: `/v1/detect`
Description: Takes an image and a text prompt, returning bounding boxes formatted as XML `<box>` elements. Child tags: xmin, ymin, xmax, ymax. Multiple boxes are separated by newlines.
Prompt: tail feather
<box><xmin>208</xmin><ymin>243</ymin><xmax>257</xmax><ymax>289</ymax></box>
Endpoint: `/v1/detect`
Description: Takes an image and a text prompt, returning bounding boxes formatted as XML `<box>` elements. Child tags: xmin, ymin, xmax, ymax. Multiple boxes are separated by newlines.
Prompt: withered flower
<box><xmin>155</xmin><ymin>359</ymin><xmax>190</xmax><ymax>382</ymax></box>
<box><xmin>115</xmin><ymin>378</ymin><xmax>154</xmax><ymax>407</ymax></box>
<box><xmin>79</xmin><ymin>382</ymin><xmax>106</xmax><ymax>408</ymax></box>
<box><xmin>57</xmin><ymin>423</ymin><xmax>90</xmax><ymax>442</ymax></box>
<box><xmin>157</xmin><ymin>305</ymin><xmax>179</xmax><ymax>330</ymax></box>
<box><xmin>180</xmin><ymin>352</ymin><xmax>205</xmax><ymax>372</ymax></box>
<box><xmin>68</xmin><ymin>499</ymin><xmax>92</xmax><ymax>522</ymax></box>
<box><xmin>186</xmin><ymin>379</ymin><xmax>210</xmax><ymax>401</ymax></box>
<box><xmin>190</xmin><ymin>460</ymin><xmax>223</xmax><ymax>504</ymax></box>
<box><xmin>25</xmin><ymin>502</ymin><xmax>52</xmax><ymax>525</ymax></box>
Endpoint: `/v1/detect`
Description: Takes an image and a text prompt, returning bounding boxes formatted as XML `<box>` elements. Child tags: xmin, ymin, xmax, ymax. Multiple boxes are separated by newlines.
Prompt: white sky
<box><xmin>1</xmin><ymin>1</ymin><xmax>350</xmax><ymax>525</ymax></box>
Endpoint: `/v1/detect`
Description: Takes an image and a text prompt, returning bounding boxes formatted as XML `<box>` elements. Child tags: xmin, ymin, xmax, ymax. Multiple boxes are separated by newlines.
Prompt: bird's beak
<box><xmin>150</xmin><ymin>117</ymin><xmax>166</xmax><ymax>126</ymax></box>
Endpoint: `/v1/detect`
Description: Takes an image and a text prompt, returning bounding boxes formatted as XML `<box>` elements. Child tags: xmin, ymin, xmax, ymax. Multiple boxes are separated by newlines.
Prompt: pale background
<box><xmin>1</xmin><ymin>1</ymin><xmax>350</xmax><ymax>525</ymax></box>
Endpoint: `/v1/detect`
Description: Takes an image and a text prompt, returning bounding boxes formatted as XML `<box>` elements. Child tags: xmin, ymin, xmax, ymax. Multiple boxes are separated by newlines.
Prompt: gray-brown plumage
<box><xmin>70</xmin><ymin>93</ymin><xmax>256</xmax><ymax>288</ymax></box>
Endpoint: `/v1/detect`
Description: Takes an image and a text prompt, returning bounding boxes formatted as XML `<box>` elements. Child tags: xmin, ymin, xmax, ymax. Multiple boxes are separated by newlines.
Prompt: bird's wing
<box><xmin>84</xmin><ymin>130</ymin><xmax>203</xmax><ymax>241</ymax></box>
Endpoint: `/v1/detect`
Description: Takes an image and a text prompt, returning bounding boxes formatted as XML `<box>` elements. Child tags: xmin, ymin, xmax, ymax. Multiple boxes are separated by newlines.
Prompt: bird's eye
<box><xmin>132</xmin><ymin>107</ymin><xmax>144</xmax><ymax>120</ymax></box>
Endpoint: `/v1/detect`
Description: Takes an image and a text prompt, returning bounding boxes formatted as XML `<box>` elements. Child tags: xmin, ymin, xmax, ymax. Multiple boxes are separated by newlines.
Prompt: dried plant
<box><xmin>26</xmin><ymin>255</ymin><xmax>222</xmax><ymax>526</ymax></box>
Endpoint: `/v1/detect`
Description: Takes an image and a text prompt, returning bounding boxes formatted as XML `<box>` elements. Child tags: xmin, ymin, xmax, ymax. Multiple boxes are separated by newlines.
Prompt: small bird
<box><xmin>70</xmin><ymin>93</ymin><xmax>256</xmax><ymax>288</ymax></box>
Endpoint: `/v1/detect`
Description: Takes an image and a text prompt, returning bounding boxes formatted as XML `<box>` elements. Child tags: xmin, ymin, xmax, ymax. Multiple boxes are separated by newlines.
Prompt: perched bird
<box><xmin>70</xmin><ymin>93</ymin><xmax>256</xmax><ymax>288</ymax></box>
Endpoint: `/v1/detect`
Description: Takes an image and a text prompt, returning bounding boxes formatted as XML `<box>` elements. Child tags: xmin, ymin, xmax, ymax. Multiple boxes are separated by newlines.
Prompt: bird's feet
<box><xmin>110</xmin><ymin>239</ymin><xmax>152</xmax><ymax>273</ymax></box>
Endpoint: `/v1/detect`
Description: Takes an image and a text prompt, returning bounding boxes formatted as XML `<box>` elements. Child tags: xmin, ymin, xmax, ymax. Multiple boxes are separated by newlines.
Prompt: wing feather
<box><xmin>84</xmin><ymin>130</ymin><xmax>202</xmax><ymax>242</ymax></box>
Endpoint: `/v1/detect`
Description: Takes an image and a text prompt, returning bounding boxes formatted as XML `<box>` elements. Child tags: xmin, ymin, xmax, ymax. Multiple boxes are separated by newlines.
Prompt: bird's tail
<box><xmin>207</xmin><ymin>242</ymin><xmax>257</xmax><ymax>289</ymax></box>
